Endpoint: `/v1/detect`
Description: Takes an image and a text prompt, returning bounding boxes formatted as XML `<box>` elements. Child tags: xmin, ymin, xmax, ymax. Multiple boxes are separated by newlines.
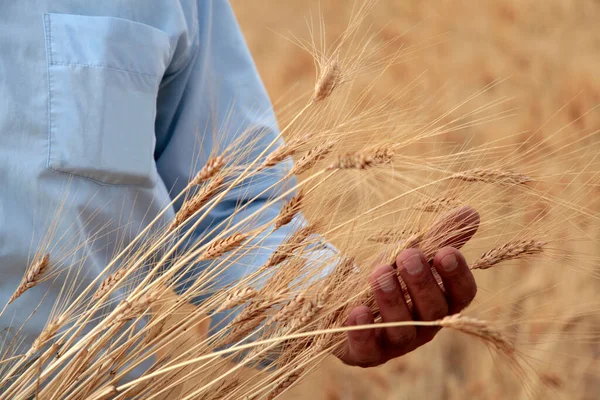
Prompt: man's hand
<box><xmin>339</xmin><ymin>207</ymin><xmax>479</xmax><ymax>367</ymax></box>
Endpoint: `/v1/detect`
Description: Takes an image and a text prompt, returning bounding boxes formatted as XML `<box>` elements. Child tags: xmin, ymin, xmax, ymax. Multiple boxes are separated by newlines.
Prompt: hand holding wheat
<box><xmin>340</xmin><ymin>207</ymin><xmax>479</xmax><ymax>367</ymax></box>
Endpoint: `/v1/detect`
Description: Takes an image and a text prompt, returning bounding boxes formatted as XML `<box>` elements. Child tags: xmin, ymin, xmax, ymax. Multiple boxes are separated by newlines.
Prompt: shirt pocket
<box><xmin>43</xmin><ymin>13</ymin><xmax>172</xmax><ymax>187</ymax></box>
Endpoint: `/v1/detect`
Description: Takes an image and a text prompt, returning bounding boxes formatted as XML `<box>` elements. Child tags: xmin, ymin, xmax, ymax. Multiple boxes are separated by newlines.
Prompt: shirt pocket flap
<box><xmin>46</xmin><ymin>13</ymin><xmax>172</xmax><ymax>78</ymax></box>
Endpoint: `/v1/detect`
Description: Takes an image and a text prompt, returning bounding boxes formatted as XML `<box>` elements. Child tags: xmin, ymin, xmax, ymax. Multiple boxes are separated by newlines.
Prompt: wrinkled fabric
<box><xmin>0</xmin><ymin>0</ymin><xmax>325</xmax><ymax>362</ymax></box>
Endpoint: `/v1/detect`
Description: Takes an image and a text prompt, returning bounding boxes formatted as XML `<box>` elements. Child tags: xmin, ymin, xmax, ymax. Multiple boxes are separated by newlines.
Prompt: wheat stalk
<box><xmin>215</xmin><ymin>287</ymin><xmax>257</xmax><ymax>312</ymax></box>
<box><xmin>471</xmin><ymin>240</ymin><xmax>546</xmax><ymax>270</ymax></box>
<box><xmin>312</xmin><ymin>59</ymin><xmax>341</xmax><ymax>102</ymax></box>
<box><xmin>450</xmin><ymin>168</ymin><xmax>532</xmax><ymax>185</ymax></box>
<box><xmin>169</xmin><ymin>176</ymin><xmax>225</xmax><ymax>232</ymax></box>
<box><xmin>9</xmin><ymin>254</ymin><xmax>50</xmax><ymax>304</ymax></box>
<box><xmin>266</xmin><ymin>369</ymin><xmax>303</xmax><ymax>400</ymax></box>
<box><xmin>290</xmin><ymin>143</ymin><xmax>334</xmax><ymax>176</ymax></box>
<box><xmin>26</xmin><ymin>315</ymin><xmax>66</xmax><ymax>358</ymax></box>
<box><xmin>93</xmin><ymin>269</ymin><xmax>126</xmax><ymax>300</ymax></box>
<box><xmin>192</xmin><ymin>156</ymin><xmax>225</xmax><ymax>185</ymax></box>
<box><xmin>274</xmin><ymin>191</ymin><xmax>305</xmax><ymax>230</ymax></box>
<box><xmin>264</xmin><ymin>225</ymin><xmax>317</xmax><ymax>269</ymax></box>
<box><xmin>440</xmin><ymin>314</ymin><xmax>514</xmax><ymax>357</ymax></box>
<box><xmin>199</xmin><ymin>233</ymin><xmax>248</xmax><ymax>261</ymax></box>
<box><xmin>413</xmin><ymin>197</ymin><xmax>460</xmax><ymax>212</ymax></box>
<box><xmin>327</xmin><ymin>147</ymin><xmax>393</xmax><ymax>170</ymax></box>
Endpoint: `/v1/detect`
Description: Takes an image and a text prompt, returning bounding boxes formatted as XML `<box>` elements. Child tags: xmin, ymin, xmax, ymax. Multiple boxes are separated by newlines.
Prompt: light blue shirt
<box><xmin>0</xmin><ymin>0</ymin><xmax>313</xmax><ymax>356</ymax></box>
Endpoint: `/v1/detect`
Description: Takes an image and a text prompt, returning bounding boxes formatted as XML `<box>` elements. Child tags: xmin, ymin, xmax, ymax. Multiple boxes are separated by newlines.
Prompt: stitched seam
<box><xmin>49</xmin><ymin>61</ymin><xmax>160</xmax><ymax>79</ymax></box>
<box><xmin>47</xmin><ymin>166</ymin><xmax>157</xmax><ymax>188</ymax></box>
<box><xmin>44</xmin><ymin>14</ymin><xmax>53</xmax><ymax>169</ymax></box>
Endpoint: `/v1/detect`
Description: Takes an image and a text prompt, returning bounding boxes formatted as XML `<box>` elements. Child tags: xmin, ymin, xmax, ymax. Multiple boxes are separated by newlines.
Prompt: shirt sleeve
<box><xmin>153</xmin><ymin>0</ymin><xmax>333</xmax><ymax>309</ymax></box>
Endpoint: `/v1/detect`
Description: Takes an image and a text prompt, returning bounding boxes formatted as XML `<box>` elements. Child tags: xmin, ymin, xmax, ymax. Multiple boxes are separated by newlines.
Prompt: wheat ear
<box><xmin>413</xmin><ymin>197</ymin><xmax>460</xmax><ymax>212</ymax></box>
<box><xmin>10</xmin><ymin>254</ymin><xmax>50</xmax><ymax>304</ymax></box>
<box><xmin>290</xmin><ymin>143</ymin><xmax>334</xmax><ymax>176</ymax></box>
<box><xmin>192</xmin><ymin>156</ymin><xmax>225</xmax><ymax>185</ymax></box>
<box><xmin>199</xmin><ymin>233</ymin><xmax>248</xmax><ymax>261</ymax></box>
<box><xmin>267</xmin><ymin>369</ymin><xmax>304</xmax><ymax>400</ymax></box>
<box><xmin>93</xmin><ymin>269</ymin><xmax>126</xmax><ymax>300</ymax></box>
<box><xmin>450</xmin><ymin>168</ymin><xmax>532</xmax><ymax>185</ymax></box>
<box><xmin>471</xmin><ymin>240</ymin><xmax>546</xmax><ymax>270</ymax></box>
<box><xmin>275</xmin><ymin>190</ymin><xmax>305</xmax><ymax>230</ymax></box>
<box><xmin>169</xmin><ymin>176</ymin><xmax>225</xmax><ymax>231</ymax></box>
<box><xmin>327</xmin><ymin>148</ymin><xmax>393</xmax><ymax>170</ymax></box>
<box><xmin>440</xmin><ymin>314</ymin><xmax>514</xmax><ymax>356</ymax></box>
<box><xmin>313</xmin><ymin>59</ymin><xmax>341</xmax><ymax>102</ymax></box>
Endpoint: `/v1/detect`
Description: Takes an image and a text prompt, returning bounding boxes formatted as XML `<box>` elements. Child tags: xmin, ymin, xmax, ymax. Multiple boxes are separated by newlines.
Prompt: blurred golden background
<box><xmin>226</xmin><ymin>1</ymin><xmax>600</xmax><ymax>399</ymax></box>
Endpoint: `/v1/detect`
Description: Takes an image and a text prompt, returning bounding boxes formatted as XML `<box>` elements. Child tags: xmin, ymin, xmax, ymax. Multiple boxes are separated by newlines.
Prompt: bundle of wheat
<box><xmin>0</xmin><ymin>2</ymin><xmax>598</xmax><ymax>400</ymax></box>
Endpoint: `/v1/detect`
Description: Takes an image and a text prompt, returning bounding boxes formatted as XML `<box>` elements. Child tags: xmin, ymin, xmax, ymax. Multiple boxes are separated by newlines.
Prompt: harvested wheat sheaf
<box><xmin>471</xmin><ymin>240</ymin><xmax>546</xmax><ymax>270</ymax></box>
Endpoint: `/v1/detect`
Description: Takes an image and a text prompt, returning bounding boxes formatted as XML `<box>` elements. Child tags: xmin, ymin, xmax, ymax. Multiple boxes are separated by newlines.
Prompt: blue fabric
<box><xmin>0</xmin><ymin>0</ymin><xmax>328</xmax><ymax>365</ymax></box>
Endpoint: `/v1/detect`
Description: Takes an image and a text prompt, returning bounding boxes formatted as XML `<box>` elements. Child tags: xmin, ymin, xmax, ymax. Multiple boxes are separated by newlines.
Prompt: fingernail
<box><xmin>376</xmin><ymin>272</ymin><xmax>396</xmax><ymax>293</ymax></box>
<box><xmin>401</xmin><ymin>253</ymin><xmax>423</xmax><ymax>276</ymax></box>
<box><xmin>441</xmin><ymin>253</ymin><xmax>458</xmax><ymax>272</ymax></box>
<box><xmin>355</xmin><ymin>313</ymin><xmax>371</xmax><ymax>326</ymax></box>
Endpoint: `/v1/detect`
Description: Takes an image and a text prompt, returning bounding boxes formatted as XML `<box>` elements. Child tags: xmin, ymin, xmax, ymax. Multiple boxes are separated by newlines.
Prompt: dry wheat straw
<box><xmin>199</xmin><ymin>233</ymin><xmax>248</xmax><ymax>261</ymax></box>
<box><xmin>450</xmin><ymin>168</ymin><xmax>532</xmax><ymax>185</ymax></box>
<box><xmin>169</xmin><ymin>176</ymin><xmax>225</xmax><ymax>231</ymax></box>
<box><xmin>327</xmin><ymin>148</ymin><xmax>393</xmax><ymax>170</ymax></box>
<box><xmin>471</xmin><ymin>240</ymin><xmax>546</xmax><ymax>270</ymax></box>
<box><xmin>313</xmin><ymin>59</ymin><xmax>341</xmax><ymax>102</ymax></box>
<box><xmin>9</xmin><ymin>254</ymin><xmax>50</xmax><ymax>303</ymax></box>
<box><xmin>88</xmin><ymin>385</ymin><xmax>117</xmax><ymax>400</ymax></box>
<box><xmin>192</xmin><ymin>156</ymin><xmax>225</xmax><ymax>185</ymax></box>
<box><xmin>275</xmin><ymin>191</ymin><xmax>304</xmax><ymax>230</ymax></box>
<box><xmin>27</xmin><ymin>316</ymin><xmax>65</xmax><ymax>357</ymax></box>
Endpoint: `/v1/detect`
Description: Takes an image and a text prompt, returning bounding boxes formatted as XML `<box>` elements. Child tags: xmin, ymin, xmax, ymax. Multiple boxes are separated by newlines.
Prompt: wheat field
<box><xmin>230</xmin><ymin>0</ymin><xmax>600</xmax><ymax>399</ymax></box>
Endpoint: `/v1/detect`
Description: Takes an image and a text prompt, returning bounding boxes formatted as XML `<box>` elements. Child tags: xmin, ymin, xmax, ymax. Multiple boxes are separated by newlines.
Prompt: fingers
<box><xmin>396</xmin><ymin>249</ymin><xmax>448</xmax><ymax>345</ymax></box>
<box><xmin>432</xmin><ymin>247</ymin><xmax>477</xmax><ymax>314</ymax></box>
<box><xmin>342</xmin><ymin>306</ymin><xmax>381</xmax><ymax>367</ymax></box>
<box><xmin>369</xmin><ymin>265</ymin><xmax>417</xmax><ymax>349</ymax></box>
